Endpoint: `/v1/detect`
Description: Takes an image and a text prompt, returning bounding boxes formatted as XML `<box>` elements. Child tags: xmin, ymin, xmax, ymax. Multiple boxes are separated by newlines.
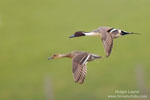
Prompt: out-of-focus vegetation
<box><xmin>0</xmin><ymin>0</ymin><xmax>150</xmax><ymax>100</ymax></box>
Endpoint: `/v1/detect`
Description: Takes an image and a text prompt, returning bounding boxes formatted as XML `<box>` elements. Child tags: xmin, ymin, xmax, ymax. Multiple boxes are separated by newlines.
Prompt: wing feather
<box><xmin>101</xmin><ymin>30</ymin><xmax>113</xmax><ymax>57</ymax></box>
<box><xmin>72</xmin><ymin>53</ymin><xmax>89</xmax><ymax>84</ymax></box>
<box><xmin>78</xmin><ymin>64</ymin><xmax>87</xmax><ymax>84</ymax></box>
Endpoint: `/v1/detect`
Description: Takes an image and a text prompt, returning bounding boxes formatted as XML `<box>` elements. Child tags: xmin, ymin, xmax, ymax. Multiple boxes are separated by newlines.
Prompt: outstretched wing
<box><xmin>101</xmin><ymin>29</ymin><xmax>113</xmax><ymax>57</ymax></box>
<box><xmin>72</xmin><ymin>53</ymin><xmax>90</xmax><ymax>84</ymax></box>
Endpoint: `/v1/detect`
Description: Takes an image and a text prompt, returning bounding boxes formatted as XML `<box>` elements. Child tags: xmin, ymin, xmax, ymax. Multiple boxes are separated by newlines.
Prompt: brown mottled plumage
<box><xmin>48</xmin><ymin>51</ymin><xmax>101</xmax><ymax>84</ymax></box>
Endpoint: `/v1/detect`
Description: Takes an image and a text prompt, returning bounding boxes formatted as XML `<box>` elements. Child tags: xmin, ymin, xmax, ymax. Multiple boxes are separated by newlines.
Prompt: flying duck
<box><xmin>69</xmin><ymin>26</ymin><xmax>139</xmax><ymax>57</ymax></box>
<box><xmin>48</xmin><ymin>51</ymin><xmax>102</xmax><ymax>84</ymax></box>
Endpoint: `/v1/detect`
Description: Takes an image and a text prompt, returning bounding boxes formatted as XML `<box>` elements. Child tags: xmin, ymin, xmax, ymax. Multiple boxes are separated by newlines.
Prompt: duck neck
<box><xmin>84</xmin><ymin>32</ymin><xmax>99</xmax><ymax>37</ymax></box>
<box><xmin>61</xmin><ymin>53</ymin><xmax>73</xmax><ymax>58</ymax></box>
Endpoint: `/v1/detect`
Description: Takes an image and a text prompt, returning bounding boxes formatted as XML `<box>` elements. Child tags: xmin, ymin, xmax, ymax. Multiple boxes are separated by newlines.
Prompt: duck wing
<box><xmin>101</xmin><ymin>29</ymin><xmax>113</xmax><ymax>57</ymax></box>
<box><xmin>72</xmin><ymin>53</ymin><xmax>90</xmax><ymax>84</ymax></box>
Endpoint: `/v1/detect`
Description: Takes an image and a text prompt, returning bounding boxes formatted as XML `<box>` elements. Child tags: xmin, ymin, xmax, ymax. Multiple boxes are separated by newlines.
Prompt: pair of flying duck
<box><xmin>48</xmin><ymin>26</ymin><xmax>138</xmax><ymax>84</ymax></box>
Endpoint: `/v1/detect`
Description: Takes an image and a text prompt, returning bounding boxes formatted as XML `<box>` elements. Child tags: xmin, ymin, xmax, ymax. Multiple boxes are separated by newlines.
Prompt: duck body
<box><xmin>48</xmin><ymin>51</ymin><xmax>102</xmax><ymax>84</ymax></box>
<box><xmin>69</xmin><ymin>26</ymin><xmax>138</xmax><ymax>57</ymax></box>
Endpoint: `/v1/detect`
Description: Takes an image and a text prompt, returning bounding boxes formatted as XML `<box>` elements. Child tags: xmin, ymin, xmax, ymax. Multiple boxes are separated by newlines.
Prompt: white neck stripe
<box><xmin>84</xmin><ymin>32</ymin><xmax>99</xmax><ymax>36</ymax></box>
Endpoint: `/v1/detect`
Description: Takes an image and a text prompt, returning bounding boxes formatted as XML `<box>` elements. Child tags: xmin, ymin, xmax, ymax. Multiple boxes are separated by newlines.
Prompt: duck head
<box><xmin>69</xmin><ymin>31</ymin><xmax>86</xmax><ymax>38</ymax></box>
<box><xmin>48</xmin><ymin>54</ymin><xmax>63</xmax><ymax>60</ymax></box>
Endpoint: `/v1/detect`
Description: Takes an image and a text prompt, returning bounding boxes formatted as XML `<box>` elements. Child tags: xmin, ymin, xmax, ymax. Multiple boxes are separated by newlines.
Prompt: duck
<box><xmin>48</xmin><ymin>51</ymin><xmax>102</xmax><ymax>84</ymax></box>
<box><xmin>69</xmin><ymin>26</ymin><xmax>139</xmax><ymax>57</ymax></box>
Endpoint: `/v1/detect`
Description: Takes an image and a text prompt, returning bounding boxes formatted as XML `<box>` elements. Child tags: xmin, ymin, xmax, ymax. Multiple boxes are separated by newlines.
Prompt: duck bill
<box><xmin>69</xmin><ymin>35</ymin><xmax>75</xmax><ymax>38</ymax></box>
<box><xmin>48</xmin><ymin>57</ymin><xmax>53</xmax><ymax>60</ymax></box>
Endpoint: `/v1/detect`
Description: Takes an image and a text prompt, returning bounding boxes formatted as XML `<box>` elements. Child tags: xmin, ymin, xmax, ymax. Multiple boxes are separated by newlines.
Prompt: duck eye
<box><xmin>53</xmin><ymin>54</ymin><xmax>57</xmax><ymax>56</ymax></box>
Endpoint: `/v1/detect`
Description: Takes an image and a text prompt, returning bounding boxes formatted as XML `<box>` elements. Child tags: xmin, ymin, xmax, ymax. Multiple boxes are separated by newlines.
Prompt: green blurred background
<box><xmin>0</xmin><ymin>0</ymin><xmax>150</xmax><ymax>100</ymax></box>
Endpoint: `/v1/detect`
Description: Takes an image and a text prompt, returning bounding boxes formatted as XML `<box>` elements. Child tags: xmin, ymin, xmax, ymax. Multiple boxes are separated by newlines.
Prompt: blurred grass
<box><xmin>0</xmin><ymin>0</ymin><xmax>150</xmax><ymax>100</ymax></box>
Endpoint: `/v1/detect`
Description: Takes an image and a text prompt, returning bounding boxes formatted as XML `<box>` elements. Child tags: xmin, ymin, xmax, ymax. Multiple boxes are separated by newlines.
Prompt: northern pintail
<box><xmin>48</xmin><ymin>51</ymin><xmax>102</xmax><ymax>84</ymax></box>
<box><xmin>69</xmin><ymin>26</ymin><xmax>138</xmax><ymax>57</ymax></box>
